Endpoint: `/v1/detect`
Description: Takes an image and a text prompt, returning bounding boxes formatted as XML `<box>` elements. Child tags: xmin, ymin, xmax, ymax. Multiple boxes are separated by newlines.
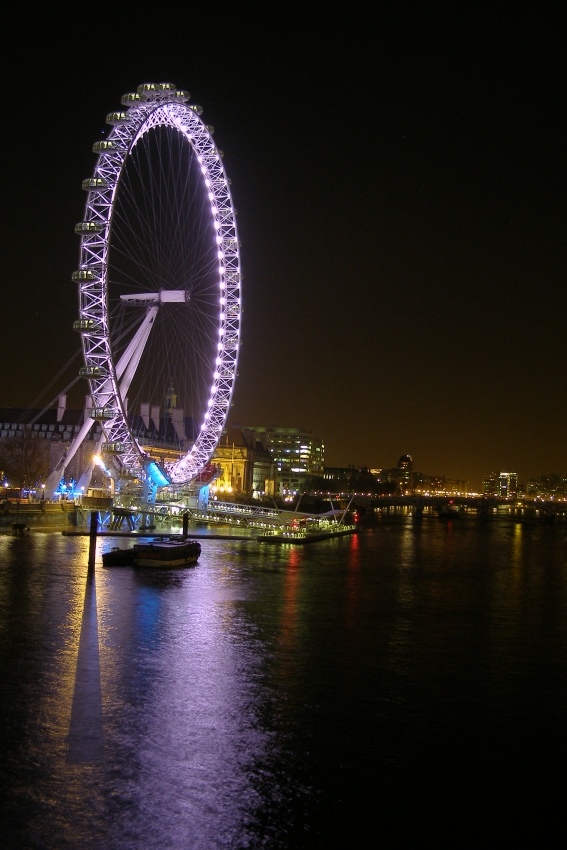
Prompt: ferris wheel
<box><xmin>73</xmin><ymin>83</ymin><xmax>241</xmax><ymax>491</ymax></box>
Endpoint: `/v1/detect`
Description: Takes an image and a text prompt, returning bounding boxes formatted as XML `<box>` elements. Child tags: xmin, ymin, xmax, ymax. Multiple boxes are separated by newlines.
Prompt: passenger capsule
<box><xmin>188</xmin><ymin>104</ymin><xmax>203</xmax><ymax>115</ymax></box>
<box><xmin>171</xmin><ymin>90</ymin><xmax>190</xmax><ymax>101</ymax></box>
<box><xmin>93</xmin><ymin>140</ymin><xmax>116</xmax><ymax>153</ymax></box>
<box><xmin>72</xmin><ymin>269</ymin><xmax>103</xmax><ymax>282</ymax></box>
<box><xmin>75</xmin><ymin>221</ymin><xmax>105</xmax><ymax>234</ymax></box>
<box><xmin>101</xmin><ymin>442</ymin><xmax>127</xmax><ymax>454</ymax></box>
<box><xmin>89</xmin><ymin>407</ymin><xmax>117</xmax><ymax>421</ymax></box>
<box><xmin>79</xmin><ymin>366</ymin><xmax>108</xmax><ymax>378</ymax></box>
<box><xmin>73</xmin><ymin>319</ymin><xmax>101</xmax><ymax>332</ymax></box>
<box><xmin>82</xmin><ymin>177</ymin><xmax>108</xmax><ymax>190</ymax></box>
<box><xmin>206</xmin><ymin>125</ymin><xmax>215</xmax><ymax>135</ymax></box>
<box><xmin>121</xmin><ymin>92</ymin><xmax>142</xmax><ymax>105</ymax></box>
<box><xmin>137</xmin><ymin>82</ymin><xmax>176</xmax><ymax>98</ymax></box>
<box><xmin>106</xmin><ymin>111</ymin><xmax>130</xmax><ymax>125</ymax></box>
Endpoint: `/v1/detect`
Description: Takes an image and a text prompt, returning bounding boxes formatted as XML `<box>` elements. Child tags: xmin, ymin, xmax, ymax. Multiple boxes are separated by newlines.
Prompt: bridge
<box><xmin>350</xmin><ymin>494</ymin><xmax>567</xmax><ymax>523</ymax></box>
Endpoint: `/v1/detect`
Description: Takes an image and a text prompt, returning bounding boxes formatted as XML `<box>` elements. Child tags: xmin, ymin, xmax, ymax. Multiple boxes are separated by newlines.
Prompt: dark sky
<box><xmin>1</xmin><ymin>4</ymin><xmax>565</xmax><ymax>489</ymax></box>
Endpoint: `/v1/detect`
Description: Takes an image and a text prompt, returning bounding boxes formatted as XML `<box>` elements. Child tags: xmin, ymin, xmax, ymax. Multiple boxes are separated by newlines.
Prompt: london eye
<box><xmin>73</xmin><ymin>83</ymin><xmax>241</xmax><ymax>496</ymax></box>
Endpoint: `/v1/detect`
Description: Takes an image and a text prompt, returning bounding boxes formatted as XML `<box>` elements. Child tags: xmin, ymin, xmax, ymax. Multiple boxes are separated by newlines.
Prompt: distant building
<box><xmin>322</xmin><ymin>466</ymin><xmax>388</xmax><ymax>494</ymax></box>
<box><xmin>322</xmin><ymin>467</ymin><xmax>353</xmax><ymax>490</ymax></box>
<box><xmin>0</xmin><ymin>400</ymin><xmax>277</xmax><ymax>500</ymax></box>
<box><xmin>526</xmin><ymin>474</ymin><xmax>567</xmax><ymax>498</ymax></box>
<box><xmin>397</xmin><ymin>454</ymin><xmax>413</xmax><ymax>493</ymax></box>
<box><xmin>368</xmin><ymin>456</ymin><xmax>469</xmax><ymax>496</ymax></box>
<box><xmin>376</xmin><ymin>454</ymin><xmax>414</xmax><ymax>493</ymax></box>
<box><xmin>241</xmin><ymin>426</ymin><xmax>324</xmax><ymax>495</ymax></box>
<box><xmin>483</xmin><ymin>471</ymin><xmax>518</xmax><ymax>498</ymax></box>
<box><xmin>211</xmin><ymin>426</ymin><xmax>276</xmax><ymax>498</ymax></box>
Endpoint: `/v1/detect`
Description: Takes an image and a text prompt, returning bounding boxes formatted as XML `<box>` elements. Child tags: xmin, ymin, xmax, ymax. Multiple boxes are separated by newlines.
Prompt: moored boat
<box><xmin>102</xmin><ymin>537</ymin><xmax>201</xmax><ymax>568</ymax></box>
<box><xmin>102</xmin><ymin>546</ymin><xmax>136</xmax><ymax>567</ymax></box>
<box><xmin>437</xmin><ymin>504</ymin><xmax>462</xmax><ymax>519</ymax></box>
<box><xmin>257</xmin><ymin>524</ymin><xmax>356</xmax><ymax>544</ymax></box>
<box><xmin>132</xmin><ymin>538</ymin><xmax>201</xmax><ymax>567</ymax></box>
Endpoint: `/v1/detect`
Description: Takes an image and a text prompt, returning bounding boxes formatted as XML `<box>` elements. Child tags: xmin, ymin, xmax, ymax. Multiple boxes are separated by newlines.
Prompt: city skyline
<box><xmin>1</xmin><ymin>399</ymin><xmax>562</xmax><ymax>496</ymax></box>
<box><xmin>1</xmin><ymin>6</ymin><xmax>565</xmax><ymax>489</ymax></box>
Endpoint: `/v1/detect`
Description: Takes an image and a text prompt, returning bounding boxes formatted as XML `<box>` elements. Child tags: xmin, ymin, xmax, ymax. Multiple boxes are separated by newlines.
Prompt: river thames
<box><xmin>1</xmin><ymin>515</ymin><xmax>567</xmax><ymax>847</ymax></box>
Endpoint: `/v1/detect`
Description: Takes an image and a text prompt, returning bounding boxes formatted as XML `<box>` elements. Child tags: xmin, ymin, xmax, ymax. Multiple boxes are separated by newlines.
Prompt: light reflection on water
<box><xmin>1</xmin><ymin>521</ymin><xmax>567</xmax><ymax>846</ymax></box>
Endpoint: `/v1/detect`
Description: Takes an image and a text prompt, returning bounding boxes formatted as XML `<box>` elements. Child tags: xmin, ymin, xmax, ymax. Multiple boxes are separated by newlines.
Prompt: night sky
<box><xmin>2</xmin><ymin>5</ymin><xmax>565</xmax><ymax>489</ymax></box>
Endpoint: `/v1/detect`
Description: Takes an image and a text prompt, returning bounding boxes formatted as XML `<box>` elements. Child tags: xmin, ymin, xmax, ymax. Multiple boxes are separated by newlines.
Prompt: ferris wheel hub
<box><xmin>119</xmin><ymin>290</ymin><xmax>190</xmax><ymax>306</ymax></box>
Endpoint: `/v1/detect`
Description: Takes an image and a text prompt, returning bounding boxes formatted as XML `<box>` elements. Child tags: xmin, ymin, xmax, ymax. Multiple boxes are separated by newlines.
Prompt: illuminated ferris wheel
<box><xmin>73</xmin><ymin>83</ymin><xmax>241</xmax><ymax>491</ymax></box>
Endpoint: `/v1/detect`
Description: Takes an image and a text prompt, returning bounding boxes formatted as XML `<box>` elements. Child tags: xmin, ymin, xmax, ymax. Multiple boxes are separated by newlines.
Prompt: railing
<box><xmin>207</xmin><ymin>500</ymin><xmax>281</xmax><ymax>519</ymax></box>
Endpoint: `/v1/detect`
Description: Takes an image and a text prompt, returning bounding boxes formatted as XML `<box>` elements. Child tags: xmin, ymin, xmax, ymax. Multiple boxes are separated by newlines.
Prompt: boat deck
<box><xmin>257</xmin><ymin>525</ymin><xmax>357</xmax><ymax>544</ymax></box>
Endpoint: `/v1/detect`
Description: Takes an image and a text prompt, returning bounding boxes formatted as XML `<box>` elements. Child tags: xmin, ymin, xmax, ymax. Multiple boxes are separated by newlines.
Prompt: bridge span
<box><xmin>351</xmin><ymin>494</ymin><xmax>567</xmax><ymax>523</ymax></box>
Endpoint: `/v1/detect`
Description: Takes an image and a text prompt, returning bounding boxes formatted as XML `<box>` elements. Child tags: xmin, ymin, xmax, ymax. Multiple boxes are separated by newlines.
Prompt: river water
<box><xmin>1</xmin><ymin>516</ymin><xmax>567</xmax><ymax>847</ymax></box>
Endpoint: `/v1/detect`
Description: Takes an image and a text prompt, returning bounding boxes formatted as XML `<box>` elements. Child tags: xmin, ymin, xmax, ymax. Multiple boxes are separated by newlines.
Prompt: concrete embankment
<box><xmin>0</xmin><ymin>502</ymin><xmax>256</xmax><ymax>539</ymax></box>
<box><xmin>0</xmin><ymin>502</ymin><xmax>77</xmax><ymax>533</ymax></box>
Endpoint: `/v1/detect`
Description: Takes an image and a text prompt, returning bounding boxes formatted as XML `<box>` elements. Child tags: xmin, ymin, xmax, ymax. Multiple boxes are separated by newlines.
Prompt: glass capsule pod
<box><xmin>101</xmin><ymin>442</ymin><xmax>127</xmax><ymax>454</ymax></box>
<box><xmin>75</xmin><ymin>221</ymin><xmax>105</xmax><ymax>234</ymax></box>
<box><xmin>92</xmin><ymin>140</ymin><xmax>116</xmax><ymax>153</ymax></box>
<box><xmin>137</xmin><ymin>82</ymin><xmax>176</xmax><ymax>96</ymax></box>
<box><xmin>121</xmin><ymin>92</ymin><xmax>142</xmax><ymax>105</ymax></box>
<box><xmin>106</xmin><ymin>111</ymin><xmax>130</xmax><ymax>125</ymax></box>
<box><xmin>82</xmin><ymin>177</ymin><xmax>108</xmax><ymax>190</ymax></box>
<box><xmin>79</xmin><ymin>366</ymin><xmax>108</xmax><ymax>378</ymax></box>
<box><xmin>73</xmin><ymin>318</ymin><xmax>101</xmax><ymax>332</ymax></box>
<box><xmin>89</xmin><ymin>407</ymin><xmax>116</xmax><ymax>421</ymax></box>
<box><xmin>75</xmin><ymin>221</ymin><xmax>106</xmax><ymax>235</ymax></box>
<box><xmin>72</xmin><ymin>268</ymin><xmax>103</xmax><ymax>282</ymax></box>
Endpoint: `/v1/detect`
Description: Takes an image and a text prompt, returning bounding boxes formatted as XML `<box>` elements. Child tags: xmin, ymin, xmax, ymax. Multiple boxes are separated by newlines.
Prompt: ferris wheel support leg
<box><xmin>115</xmin><ymin>307</ymin><xmax>157</xmax><ymax>399</ymax></box>
<box><xmin>44</xmin><ymin>465</ymin><xmax>67</xmax><ymax>501</ymax></box>
<box><xmin>44</xmin><ymin>412</ymin><xmax>96</xmax><ymax>499</ymax></box>
<box><xmin>77</xmin><ymin>431</ymin><xmax>106</xmax><ymax>495</ymax></box>
<box><xmin>140</xmin><ymin>475</ymin><xmax>158</xmax><ymax>529</ymax></box>
<box><xmin>198</xmin><ymin>484</ymin><xmax>210</xmax><ymax>511</ymax></box>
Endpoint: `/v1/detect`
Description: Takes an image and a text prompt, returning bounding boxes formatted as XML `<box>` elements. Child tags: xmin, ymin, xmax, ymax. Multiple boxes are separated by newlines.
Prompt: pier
<box><xmin>3</xmin><ymin>493</ymin><xmax>566</xmax><ymax>540</ymax></box>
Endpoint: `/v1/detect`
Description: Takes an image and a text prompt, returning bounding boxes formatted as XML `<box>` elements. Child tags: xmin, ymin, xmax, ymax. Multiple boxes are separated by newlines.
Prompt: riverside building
<box><xmin>241</xmin><ymin>426</ymin><xmax>324</xmax><ymax>497</ymax></box>
<box><xmin>0</xmin><ymin>399</ymin><xmax>279</xmax><ymax>501</ymax></box>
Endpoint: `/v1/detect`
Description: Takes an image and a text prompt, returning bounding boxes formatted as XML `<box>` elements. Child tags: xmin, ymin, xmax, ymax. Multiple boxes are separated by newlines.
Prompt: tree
<box><xmin>0</xmin><ymin>434</ymin><xmax>50</xmax><ymax>492</ymax></box>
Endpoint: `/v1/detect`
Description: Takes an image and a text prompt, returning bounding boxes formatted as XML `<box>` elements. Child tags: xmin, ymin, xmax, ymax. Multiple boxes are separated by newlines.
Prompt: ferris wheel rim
<box><xmin>74</xmin><ymin>84</ymin><xmax>241</xmax><ymax>487</ymax></box>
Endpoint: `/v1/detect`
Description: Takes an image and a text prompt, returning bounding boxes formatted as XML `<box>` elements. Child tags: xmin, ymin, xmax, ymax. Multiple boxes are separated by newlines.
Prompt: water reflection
<box><xmin>2</xmin><ymin>523</ymin><xmax>567</xmax><ymax>845</ymax></box>
<box><xmin>280</xmin><ymin>546</ymin><xmax>301</xmax><ymax>652</ymax></box>
<box><xmin>97</xmin><ymin>542</ymin><xmax>284</xmax><ymax>848</ymax></box>
<box><xmin>67</xmin><ymin>568</ymin><xmax>104</xmax><ymax>762</ymax></box>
